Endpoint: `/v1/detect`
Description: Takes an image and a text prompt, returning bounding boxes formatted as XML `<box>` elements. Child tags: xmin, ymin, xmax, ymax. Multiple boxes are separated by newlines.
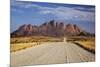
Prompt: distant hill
<box><xmin>11</xmin><ymin>20</ymin><xmax>90</xmax><ymax>37</ymax></box>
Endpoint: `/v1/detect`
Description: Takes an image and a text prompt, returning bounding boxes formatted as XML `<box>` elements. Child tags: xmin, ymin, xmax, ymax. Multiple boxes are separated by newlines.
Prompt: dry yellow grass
<box><xmin>68</xmin><ymin>36</ymin><xmax>95</xmax><ymax>53</ymax></box>
<box><xmin>11</xmin><ymin>36</ymin><xmax>62</xmax><ymax>44</ymax></box>
<box><xmin>10</xmin><ymin>36</ymin><xmax>62</xmax><ymax>52</ymax></box>
<box><xmin>77</xmin><ymin>40</ymin><xmax>95</xmax><ymax>50</ymax></box>
<box><xmin>75</xmin><ymin>39</ymin><xmax>95</xmax><ymax>53</ymax></box>
<box><xmin>10</xmin><ymin>43</ymin><xmax>38</xmax><ymax>52</ymax></box>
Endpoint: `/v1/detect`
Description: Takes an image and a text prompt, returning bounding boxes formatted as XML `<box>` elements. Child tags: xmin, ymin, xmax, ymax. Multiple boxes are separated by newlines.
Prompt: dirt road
<box><xmin>10</xmin><ymin>42</ymin><xmax>95</xmax><ymax>67</ymax></box>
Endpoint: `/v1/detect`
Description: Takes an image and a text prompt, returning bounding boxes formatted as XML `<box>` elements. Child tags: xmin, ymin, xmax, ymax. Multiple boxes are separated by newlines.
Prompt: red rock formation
<box><xmin>11</xmin><ymin>20</ymin><xmax>86</xmax><ymax>37</ymax></box>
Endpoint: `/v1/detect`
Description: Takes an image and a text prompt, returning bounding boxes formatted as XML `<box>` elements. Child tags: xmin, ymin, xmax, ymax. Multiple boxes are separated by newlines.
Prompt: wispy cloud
<box><xmin>37</xmin><ymin>6</ymin><xmax>95</xmax><ymax>22</ymax></box>
<box><xmin>73</xmin><ymin>6</ymin><xmax>95</xmax><ymax>11</ymax></box>
<box><xmin>11</xmin><ymin>1</ymin><xmax>95</xmax><ymax>22</ymax></box>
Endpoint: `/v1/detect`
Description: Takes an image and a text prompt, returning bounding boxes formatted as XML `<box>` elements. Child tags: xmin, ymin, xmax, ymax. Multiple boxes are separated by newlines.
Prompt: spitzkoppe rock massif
<box><xmin>11</xmin><ymin>20</ymin><xmax>88</xmax><ymax>37</ymax></box>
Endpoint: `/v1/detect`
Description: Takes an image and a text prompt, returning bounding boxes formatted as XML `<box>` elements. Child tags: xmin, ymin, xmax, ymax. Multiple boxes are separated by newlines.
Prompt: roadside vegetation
<box><xmin>10</xmin><ymin>36</ymin><xmax>62</xmax><ymax>52</ymax></box>
<box><xmin>67</xmin><ymin>36</ymin><xmax>95</xmax><ymax>54</ymax></box>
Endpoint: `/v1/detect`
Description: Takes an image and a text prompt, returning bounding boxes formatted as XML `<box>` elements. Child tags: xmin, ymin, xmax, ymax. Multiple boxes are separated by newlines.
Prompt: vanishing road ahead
<box><xmin>11</xmin><ymin>42</ymin><xmax>95</xmax><ymax>66</ymax></box>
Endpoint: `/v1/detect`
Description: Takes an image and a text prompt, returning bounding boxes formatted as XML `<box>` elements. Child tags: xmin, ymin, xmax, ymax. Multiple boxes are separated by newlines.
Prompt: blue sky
<box><xmin>11</xmin><ymin>0</ymin><xmax>95</xmax><ymax>33</ymax></box>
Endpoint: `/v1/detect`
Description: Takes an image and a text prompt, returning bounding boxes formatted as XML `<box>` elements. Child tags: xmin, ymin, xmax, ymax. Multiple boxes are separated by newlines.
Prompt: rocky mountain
<box><xmin>11</xmin><ymin>20</ymin><xmax>86</xmax><ymax>37</ymax></box>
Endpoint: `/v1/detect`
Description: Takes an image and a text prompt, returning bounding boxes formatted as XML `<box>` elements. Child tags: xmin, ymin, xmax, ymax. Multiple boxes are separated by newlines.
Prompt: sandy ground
<box><xmin>10</xmin><ymin>42</ymin><xmax>95</xmax><ymax>67</ymax></box>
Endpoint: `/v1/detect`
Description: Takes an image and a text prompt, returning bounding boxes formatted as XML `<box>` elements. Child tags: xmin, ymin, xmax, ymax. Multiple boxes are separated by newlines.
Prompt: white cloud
<box><xmin>38</xmin><ymin>6</ymin><xmax>95</xmax><ymax>22</ymax></box>
<box><xmin>11</xmin><ymin>8</ymin><xmax>24</xmax><ymax>13</ymax></box>
<box><xmin>73</xmin><ymin>6</ymin><xmax>95</xmax><ymax>11</ymax></box>
<box><xmin>11</xmin><ymin>1</ymin><xmax>95</xmax><ymax>22</ymax></box>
